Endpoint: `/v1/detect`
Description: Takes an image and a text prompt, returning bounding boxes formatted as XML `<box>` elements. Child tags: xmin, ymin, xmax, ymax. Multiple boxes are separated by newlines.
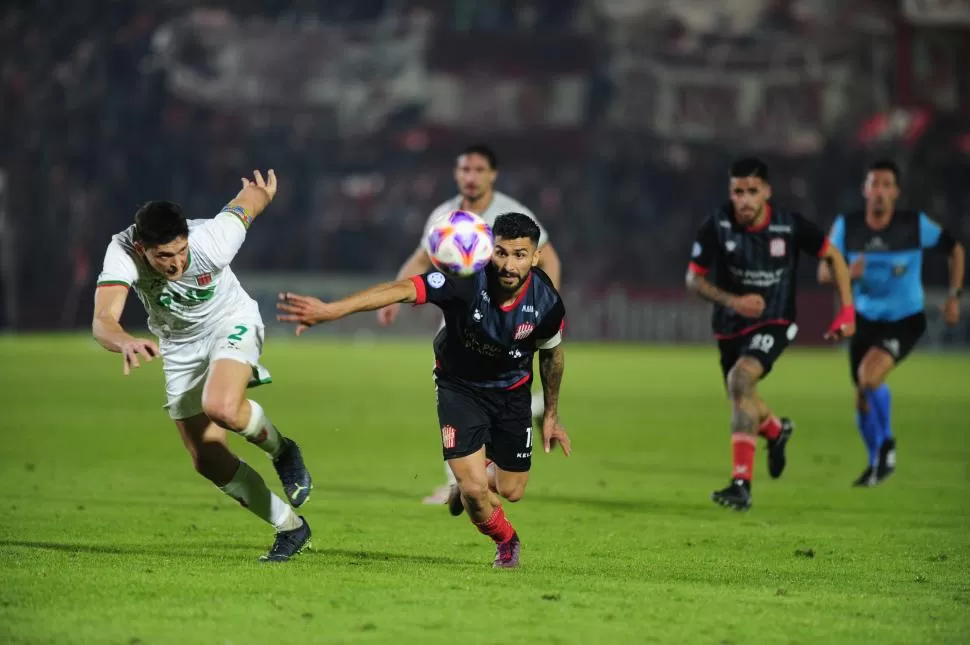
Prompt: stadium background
<box><xmin>0</xmin><ymin>0</ymin><xmax>967</xmax><ymax>345</ymax></box>
<box><xmin>1</xmin><ymin>2</ymin><xmax>969</xmax><ymax>644</ymax></box>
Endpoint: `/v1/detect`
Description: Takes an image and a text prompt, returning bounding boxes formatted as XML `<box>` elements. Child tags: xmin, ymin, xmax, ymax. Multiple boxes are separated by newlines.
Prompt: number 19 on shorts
<box><xmin>749</xmin><ymin>333</ymin><xmax>775</xmax><ymax>353</ymax></box>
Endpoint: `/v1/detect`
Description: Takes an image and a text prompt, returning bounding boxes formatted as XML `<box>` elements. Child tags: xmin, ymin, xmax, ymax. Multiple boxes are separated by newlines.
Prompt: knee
<box><xmin>201</xmin><ymin>393</ymin><xmax>244</xmax><ymax>430</ymax></box>
<box><xmin>726</xmin><ymin>366</ymin><xmax>754</xmax><ymax>401</ymax></box>
<box><xmin>856</xmin><ymin>362</ymin><xmax>882</xmax><ymax>391</ymax></box>
<box><xmin>497</xmin><ymin>481</ymin><xmax>526</xmax><ymax>503</ymax></box>
<box><xmin>458</xmin><ymin>479</ymin><xmax>490</xmax><ymax>512</ymax></box>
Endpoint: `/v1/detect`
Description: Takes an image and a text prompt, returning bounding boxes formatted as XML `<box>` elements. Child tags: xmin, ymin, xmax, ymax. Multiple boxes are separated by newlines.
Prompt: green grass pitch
<box><xmin>0</xmin><ymin>335</ymin><xmax>968</xmax><ymax>645</ymax></box>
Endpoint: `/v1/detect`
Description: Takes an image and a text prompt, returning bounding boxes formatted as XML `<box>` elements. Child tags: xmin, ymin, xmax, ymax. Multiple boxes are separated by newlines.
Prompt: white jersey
<box><xmin>420</xmin><ymin>190</ymin><xmax>549</xmax><ymax>251</ymax></box>
<box><xmin>96</xmin><ymin>213</ymin><xmax>261</xmax><ymax>343</ymax></box>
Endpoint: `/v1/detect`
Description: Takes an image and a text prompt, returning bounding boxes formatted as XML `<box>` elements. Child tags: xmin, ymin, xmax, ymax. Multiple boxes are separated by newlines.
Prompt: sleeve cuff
<box><xmin>96</xmin><ymin>280</ymin><xmax>131</xmax><ymax>289</ymax></box>
<box><xmin>409</xmin><ymin>275</ymin><xmax>427</xmax><ymax>305</ymax></box>
<box><xmin>688</xmin><ymin>262</ymin><xmax>709</xmax><ymax>276</ymax></box>
<box><xmin>537</xmin><ymin>330</ymin><xmax>563</xmax><ymax>350</ymax></box>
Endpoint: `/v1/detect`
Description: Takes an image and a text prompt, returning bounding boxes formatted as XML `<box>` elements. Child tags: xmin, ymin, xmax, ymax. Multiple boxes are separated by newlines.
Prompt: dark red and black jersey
<box><xmin>688</xmin><ymin>203</ymin><xmax>829</xmax><ymax>339</ymax></box>
<box><xmin>410</xmin><ymin>267</ymin><xmax>565</xmax><ymax>389</ymax></box>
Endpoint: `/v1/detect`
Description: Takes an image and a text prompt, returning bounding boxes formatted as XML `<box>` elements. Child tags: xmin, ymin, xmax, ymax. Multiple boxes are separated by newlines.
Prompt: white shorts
<box><xmin>161</xmin><ymin>319</ymin><xmax>272</xmax><ymax>420</ymax></box>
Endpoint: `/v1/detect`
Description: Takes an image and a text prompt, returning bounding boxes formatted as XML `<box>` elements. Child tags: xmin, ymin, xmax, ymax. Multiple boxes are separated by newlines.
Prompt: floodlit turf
<box><xmin>0</xmin><ymin>335</ymin><xmax>968</xmax><ymax>645</ymax></box>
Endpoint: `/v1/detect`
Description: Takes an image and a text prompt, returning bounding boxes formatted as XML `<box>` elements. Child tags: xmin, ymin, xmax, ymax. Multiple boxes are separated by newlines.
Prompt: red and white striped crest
<box><xmin>514</xmin><ymin>323</ymin><xmax>535</xmax><ymax>341</ymax></box>
<box><xmin>441</xmin><ymin>425</ymin><xmax>457</xmax><ymax>449</ymax></box>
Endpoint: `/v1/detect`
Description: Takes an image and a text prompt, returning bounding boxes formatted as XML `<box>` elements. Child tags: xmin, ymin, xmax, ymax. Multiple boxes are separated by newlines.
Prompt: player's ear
<box><xmin>531</xmin><ymin>246</ymin><xmax>540</xmax><ymax>267</ymax></box>
<box><xmin>134</xmin><ymin>241</ymin><xmax>145</xmax><ymax>256</ymax></box>
<box><xmin>763</xmin><ymin>184</ymin><xmax>772</xmax><ymax>200</ymax></box>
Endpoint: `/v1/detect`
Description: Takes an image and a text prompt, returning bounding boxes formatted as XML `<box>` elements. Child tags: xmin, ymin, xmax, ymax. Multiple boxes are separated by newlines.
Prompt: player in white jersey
<box><xmin>376</xmin><ymin>144</ymin><xmax>563</xmax><ymax>505</ymax></box>
<box><xmin>92</xmin><ymin>170</ymin><xmax>313</xmax><ymax>562</ymax></box>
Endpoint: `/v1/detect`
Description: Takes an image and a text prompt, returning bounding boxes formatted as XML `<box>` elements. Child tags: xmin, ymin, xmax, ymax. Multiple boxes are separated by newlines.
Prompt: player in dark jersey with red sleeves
<box><xmin>686</xmin><ymin>158</ymin><xmax>856</xmax><ymax>511</ymax></box>
<box><xmin>277</xmin><ymin>213</ymin><xmax>570</xmax><ymax>567</ymax></box>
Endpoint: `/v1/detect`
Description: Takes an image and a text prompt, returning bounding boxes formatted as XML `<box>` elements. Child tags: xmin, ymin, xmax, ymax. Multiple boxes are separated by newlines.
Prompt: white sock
<box><xmin>239</xmin><ymin>400</ymin><xmax>284</xmax><ymax>458</ymax></box>
<box><xmin>219</xmin><ymin>460</ymin><xmax>302</xmax><ymax>532</ymax></box>
<box><xmin>444</xmin><ymin>461</ymin><xmax>457</xmax><ymax>485</ymax></box>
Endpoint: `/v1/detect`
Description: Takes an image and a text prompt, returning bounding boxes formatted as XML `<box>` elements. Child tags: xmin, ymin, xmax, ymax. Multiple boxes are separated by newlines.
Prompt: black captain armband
<box><xmin>937</xmin><ymin>228</ymin><xmax>958</xmax><ymax>253</ymax></box>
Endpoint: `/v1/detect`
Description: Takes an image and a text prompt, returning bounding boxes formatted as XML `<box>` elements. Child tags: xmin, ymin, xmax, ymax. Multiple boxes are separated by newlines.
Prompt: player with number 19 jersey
<box><xmin>685</xmin><ymin>158</ymin><xmax>855</xmax><ymax>512</ymax></box>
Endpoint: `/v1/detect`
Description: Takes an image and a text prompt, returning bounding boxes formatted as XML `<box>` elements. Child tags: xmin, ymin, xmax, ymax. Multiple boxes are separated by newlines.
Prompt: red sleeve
<box><xmin>687</xmin><ymin>262</ymin><xmax>709</xmax><ymax>276</ymax></box>
<box><xmin>409</xmin><ymin>275</ymin><xmax>427</xmax><ymax>305</ymax></box>
<box><xmin>817</xmin><ymin>237</ymin><xmax>831</xmax><ymax>259</ymax></box>
<box><xmin>687</xmin><ymin>217</ymin><xmax>717</xmax><ymax>276</ymax></box>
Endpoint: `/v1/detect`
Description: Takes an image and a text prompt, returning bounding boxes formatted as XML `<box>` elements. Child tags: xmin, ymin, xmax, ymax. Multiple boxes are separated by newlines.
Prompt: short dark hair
<box><xmin>730</xmin><ymin>157</ymin><xmax>770</xmax><ymax>182</ymax></box>
<box><xmin>867</xmin><ymin>159</ymin><xmax>901</xmax><ymax>186</ymax></box>
<box><xmin>493</xmin><ymin>212</ymin><xmax>540</xmax><ymax>245</ymax></box>
<box><xmin>460</xmin><ymin>143</ymin><xmax>498</xmax><ymax>170</ymax></box>
<box><xmin>133</xmin><ymin>201</ymin><xmax>189</xmax><ymax>248</ymax></box>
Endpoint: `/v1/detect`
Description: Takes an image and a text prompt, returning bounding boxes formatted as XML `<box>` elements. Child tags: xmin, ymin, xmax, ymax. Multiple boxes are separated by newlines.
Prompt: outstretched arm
<box><xmin>92</xmin><ymin>285</ymin><xmax>160</xmax><ymax>375</ymax></box>
<box><xmin>376</xmin><ymin>246</ymin><xmax>435</xmax><ymax>326</ymax></box>
<box><xmin>222</xmin><ymin>169</ymin><xmax>278</xmax><ymax>228</ymax></box>
<box><xmin>279</xmin><ymin>278</ymin><xmax>419</xmax><ymax>335</ymax></box>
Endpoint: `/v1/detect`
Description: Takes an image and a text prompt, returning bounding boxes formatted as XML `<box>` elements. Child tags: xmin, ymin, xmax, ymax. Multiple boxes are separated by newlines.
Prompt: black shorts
<box><xmin>435</xmin><ymin>378</ymin><xmax>533</xmax><ymax>472</ymax></box>
<box><xmin>717</xmin><ymin>323</ymin><xmax>797</xmax><ymax>381</ymax></box>
<box><xmin>849</xmin><ymin>312</ymin><xmax>926</xmax><ymax>383</ymax></box>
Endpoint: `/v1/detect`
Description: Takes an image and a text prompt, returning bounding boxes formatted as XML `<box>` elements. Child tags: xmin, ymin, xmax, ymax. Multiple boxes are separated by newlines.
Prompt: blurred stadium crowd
<box><xmin>1</xmin><ymin>0</ymin><xmax>967</xmax><ymax>328</ymax></box>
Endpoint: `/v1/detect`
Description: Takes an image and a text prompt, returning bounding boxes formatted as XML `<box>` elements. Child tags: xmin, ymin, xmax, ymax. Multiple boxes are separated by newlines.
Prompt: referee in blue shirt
<box><xmin>820</xmin><ymin>160</ymin><xmax>964</xmax><ymax>487</ymax></box>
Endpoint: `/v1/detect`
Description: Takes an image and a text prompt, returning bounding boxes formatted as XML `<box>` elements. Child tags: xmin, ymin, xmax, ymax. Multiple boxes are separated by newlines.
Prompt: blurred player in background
<box><xmin>92</xmin><ymin>170</ymin><xmax>313</xmax><ymax>562</ymax></box>
<box><xmin>377</xmin><ymin>144</ymin><xmax>563</xmax><ymax>505</ymax></box>
<box><xmin>686</xmin><ymin>158</ymin><xmax>856</xmax><ymax>511</ymax></box>
<box><xmin>819</xmin><ymin>160</ymin><xmax>964</xmax><ymax>486</ymax></box>
<box><xmin>280</xmin><ymin>213</ymin><xmax>569</xmax><ymax>568</ymax></box>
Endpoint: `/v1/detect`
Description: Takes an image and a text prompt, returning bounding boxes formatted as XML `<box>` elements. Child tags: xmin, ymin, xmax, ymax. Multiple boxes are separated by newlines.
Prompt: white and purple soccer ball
<box><xmin>426</xmin><ymin>210</ymin><xmax>494</xmax><ymax>276</ymax></box>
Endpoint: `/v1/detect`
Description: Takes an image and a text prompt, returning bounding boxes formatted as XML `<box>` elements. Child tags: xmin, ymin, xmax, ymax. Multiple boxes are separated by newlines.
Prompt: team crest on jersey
<box><xmin>514</xmin><ymin>322</ymin><xmax>535</xmax><ymax>340</ymax></box>
<box><xmin>196</xmin><ymin>273</ymin><xmax>212</xmax><ymax>286</ymax></box>
<box><xmin>770</xmin><ymin>238</ymin><xmax>786</xmax><ymax>257</ymax></box>
<box><xmin>441</xmin><ymin>425</ymin><xmax>457</xmax><ymax>449</ymax></box>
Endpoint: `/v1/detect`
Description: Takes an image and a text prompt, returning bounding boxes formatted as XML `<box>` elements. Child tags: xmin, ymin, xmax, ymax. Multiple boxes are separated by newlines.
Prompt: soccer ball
<box><xmin>426</xmin><ymin>210</ymin><xmax>494</xmax><ymax>276</ymax></box>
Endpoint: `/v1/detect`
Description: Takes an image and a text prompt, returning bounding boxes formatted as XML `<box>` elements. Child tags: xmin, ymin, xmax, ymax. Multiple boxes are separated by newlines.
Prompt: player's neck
<box><xmin>865</xmin><ymin>209</ymin><xmax>893</xmax><ymax>230</ymax></box>
<box><xmin>741</xmin><ymin>204</ymin><xmax>771</xmax><ymax>232</ymax></box>
<box><xmin>491</xmin><ymin>273</ymin><xmax>532</xmax><ymax>310</ymax></box>
<box><xmin>462</xmin><ymin>191</ymin><xmax>494</xmax><ymax>214</ymax></box>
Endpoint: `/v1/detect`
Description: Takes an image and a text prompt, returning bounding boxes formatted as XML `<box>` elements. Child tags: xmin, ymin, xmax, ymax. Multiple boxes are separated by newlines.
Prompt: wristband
<box><xmin>949</xmin><ymin>287</ymin><xmax>963</xmax><ymax>299</ymax></box>
<box><xmin>827</xmin><ymin>305</ymin><xmax>855</xmax><ymax>334</ymax></box>
<box><xmin>221</xmin><ymin>204</ymin><xmax>253</xmax><ymax>229</ymax></box>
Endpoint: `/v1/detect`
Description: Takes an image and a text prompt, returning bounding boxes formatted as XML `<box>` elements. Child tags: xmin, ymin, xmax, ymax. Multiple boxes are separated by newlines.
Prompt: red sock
<box><xmin>759</xmin><ymin>415</ymin><xmax>782</xmax><ymax>441</ymax></box>
<box><xmin>474</xmin><ymin>506</ymin><xmax>516</xmax><ymax>544</ymax></box>
<box><xmin>731</xmin><ymin>433</ymin><xmax>756</xmax><ymax>481</ymax></box>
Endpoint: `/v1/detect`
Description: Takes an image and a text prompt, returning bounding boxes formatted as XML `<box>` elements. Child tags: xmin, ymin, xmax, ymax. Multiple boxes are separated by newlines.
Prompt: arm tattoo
<box><xmin>538</xmin><ymin>345</ymin><xmax>565</xmax><ymax>416</ymax></box>
<box><xmin>687</xmin><ymin>273</ymin><xmax>735</xmax><ymax>308</ymax></box>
